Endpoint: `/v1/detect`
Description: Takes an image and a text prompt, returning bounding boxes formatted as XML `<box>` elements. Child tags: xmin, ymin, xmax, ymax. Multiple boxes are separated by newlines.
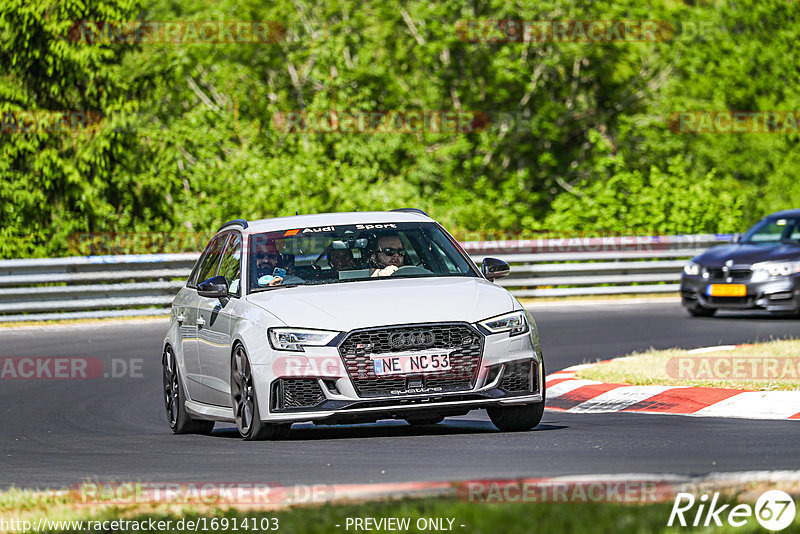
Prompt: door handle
<box><xmin>176</xmin><ymin>313</ymin><xmax>186</xmax><ymax>324</ymax></box>
<box><xmin>196</xmin><ymin>316</ymin><xmax>205</xmax><ymax>328</ymax></box>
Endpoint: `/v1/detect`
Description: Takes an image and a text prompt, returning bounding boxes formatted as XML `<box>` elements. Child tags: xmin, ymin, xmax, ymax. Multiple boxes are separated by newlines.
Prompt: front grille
<box><xmin>271</xmin><ymin>379</ymin><xmax>326</xmax><ymax>411</ymax></box>
<box><xmin>499</xmin><ymin>359</ymin><xmax>536</xmax><ymax>393</ymax></box>
<box><xmin>338</xmin><ymin>323</ymin><xmax>484</xmax><ymax>398</ymax></box>
<box><xmin>704</xmin><ymin>267</ymin><xmax>751</xmax><ymax>280</ymax></box>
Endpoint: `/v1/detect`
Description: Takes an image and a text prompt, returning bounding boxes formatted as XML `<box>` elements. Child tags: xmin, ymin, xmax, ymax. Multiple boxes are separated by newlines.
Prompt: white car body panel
<box><xmin>245</xmin><ymin>277</ymin><xmax>517</xmax><ymax>331</ymax></box>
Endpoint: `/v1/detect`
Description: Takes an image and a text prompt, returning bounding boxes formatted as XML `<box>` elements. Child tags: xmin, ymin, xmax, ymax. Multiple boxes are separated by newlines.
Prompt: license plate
<box><xmin>370</xmin><ymin>350</ymin><xmax>452</xmax><ymax>376</ymax></box>
<box><xmin>706</xmin><ymin>284</ymin><xmax>746</xmax><ymax>297</ymax></box>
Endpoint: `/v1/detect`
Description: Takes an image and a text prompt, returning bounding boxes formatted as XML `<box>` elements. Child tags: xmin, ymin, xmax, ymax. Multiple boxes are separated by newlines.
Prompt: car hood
<box><xmin>246</xmin><ymin>277</ymin><xmax>516</xmax><ymax>331</ymax></box>
<box><xmin>693</xmin><ymin>243</ymin><xmax>800</xmax><ymax>267</ymax></box>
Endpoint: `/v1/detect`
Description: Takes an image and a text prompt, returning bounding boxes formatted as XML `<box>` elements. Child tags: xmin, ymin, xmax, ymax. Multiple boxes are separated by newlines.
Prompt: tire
<box><xmin>487</xmin><ymin>360</ymin><xmax>546</xmax><ymax>432</ymax></box>
<box><xmin>231</xmin><ymin>344</ymin><xmax>291</xmax><ymax>441</ymax></box>
<box><xmin>687</xmin><ymin>303</ymin><xmax>716</xmax><ymax>317</ymax></box>
<box><xmin>162</xmin><ymin>346</ymin><xmax>215</xmax><ymax>435</ymax></box>
<box><xmin>405</xmin><ymin>415</ymin><xmax>445</xmax><ymax>426</ymax></box>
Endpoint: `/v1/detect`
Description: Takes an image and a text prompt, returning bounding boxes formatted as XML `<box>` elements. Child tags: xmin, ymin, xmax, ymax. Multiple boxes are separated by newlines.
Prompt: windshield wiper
<box><xmin>251</xmin><ymin>284</ymin><xmax>301</xmax><ymax>293</ymax></box>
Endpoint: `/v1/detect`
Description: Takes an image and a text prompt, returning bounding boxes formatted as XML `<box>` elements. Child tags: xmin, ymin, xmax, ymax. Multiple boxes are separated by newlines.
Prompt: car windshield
<box><xmin>741</xmin><ymin>217</ymin><xmax>800</xmax><ymax>244</ymax></box>
<box><xmin>248</xmin><ymin>222</ymin><xmax>478</xmax><ymax>292</ymax></box>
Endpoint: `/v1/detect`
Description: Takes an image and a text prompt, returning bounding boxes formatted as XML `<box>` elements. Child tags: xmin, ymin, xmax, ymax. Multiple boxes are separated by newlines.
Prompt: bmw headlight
<box><xmin>268</xmin><ymin>328</ymin><xmax>340</xmax><ymax>352</ymax></box>
<box><xmin>683</xmin><ymin>261</ymin><xmax>701</xmax><ymax>276</ymax></box>
<box><xmin>752</xmin><ymin>261</ymin><xmax>800</xmax><ymax>281</ymax></box>
<box><xmin>479</xmin><ymin>310</ymin><xmax>529</xmax><ymax>336</ymax></box>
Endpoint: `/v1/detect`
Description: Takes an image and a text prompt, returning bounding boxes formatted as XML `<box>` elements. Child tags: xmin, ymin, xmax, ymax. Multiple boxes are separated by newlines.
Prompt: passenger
<box><xmin>254</xmin><ymin>239</ymin><xmax>303</xmax><ymax>286</ymax></box>
<box><xmin>369</xmin><ymin>233</ymin><xmax>406</xmax><ymax>277</ymax></box>
<box><xmin>327</xmin><ymin>247</ymin><xmax>357</xmax><ymax>272</ymax></box>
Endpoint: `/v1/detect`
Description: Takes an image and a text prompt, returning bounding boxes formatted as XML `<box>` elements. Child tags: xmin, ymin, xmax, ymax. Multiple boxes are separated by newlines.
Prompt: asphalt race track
<box><xmin>2</xmin><ymin>301</ymin><xmax>799</xmax><ymax>490</ymax></box>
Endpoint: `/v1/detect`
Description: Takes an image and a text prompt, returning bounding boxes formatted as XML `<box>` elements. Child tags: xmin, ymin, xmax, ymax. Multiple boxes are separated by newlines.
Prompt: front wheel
<box><xmin>487</xmin><ymin>401</ymin><xmax>545</xmax><ymax>432</ymax></box>
<box><xmin>231</xmin><ymin>345</ymin><xmax>290</xmax><ymax>440</ymax></box>
<box><xmin>162</xmin><ymin>347</ymin><xmax>215</xmax><ymax>435</ymax></box>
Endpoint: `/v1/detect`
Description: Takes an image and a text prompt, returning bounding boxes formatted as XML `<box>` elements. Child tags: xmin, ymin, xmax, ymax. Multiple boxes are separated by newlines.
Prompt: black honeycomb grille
<box><xmin>499</xmin><ymin>359</ymin><xmax>536</xmax><ymax>393</ymax></box>
<box><xmin>272</xmin><ymin>379</ymin><xmax>325</xmax><ymax>410</ymax></box>
<box><xmin>338</xmin><ymin>323</ymin><xmax>483</xmax><ymax>398</ymax></box>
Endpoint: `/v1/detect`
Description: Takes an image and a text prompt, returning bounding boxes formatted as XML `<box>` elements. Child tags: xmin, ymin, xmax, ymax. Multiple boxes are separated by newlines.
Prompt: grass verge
<box><xmin>577</xmin><ymin>339</ymin><xmax>800</xmax><ymax>390</ymax></box>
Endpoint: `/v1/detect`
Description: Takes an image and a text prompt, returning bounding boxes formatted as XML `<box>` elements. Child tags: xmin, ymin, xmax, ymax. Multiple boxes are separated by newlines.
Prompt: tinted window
<box><xmin>248</xmin><ymin>222</ymin><xmax>477</xmax><ymax>292</ymax></box>
<box><xmin>218</xmin><ymin>233</ymin><xmax>242</xmax><ymax>296</ymax></box>
<box><xmin>743</xmin><ymin>217</ymin><xmax>800</xmax><ymax>244</ymax></box>
<box><xmin>195</xmin><ymin>234</ymin><xmax>228</xmax><ymax>284</ymax></box>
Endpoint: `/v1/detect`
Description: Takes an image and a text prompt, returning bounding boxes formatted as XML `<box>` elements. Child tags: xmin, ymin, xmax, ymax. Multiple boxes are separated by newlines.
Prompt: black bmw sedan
<box><xmin>681</xmin><ymin>209</ymin><xmax>800</xmax><ymax>317</ymax></box>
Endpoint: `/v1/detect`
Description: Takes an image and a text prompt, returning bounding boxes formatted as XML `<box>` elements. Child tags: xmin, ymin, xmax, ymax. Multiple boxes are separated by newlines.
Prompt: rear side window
<box><xmin>218</xmin><ymin>233</ymin><xmax>243</xmax><ymax>296</ymax></box>
<box><xmin>194</xmin><ymin>234</ymin><xmax>228</xmax><ymax>285</ymax></box>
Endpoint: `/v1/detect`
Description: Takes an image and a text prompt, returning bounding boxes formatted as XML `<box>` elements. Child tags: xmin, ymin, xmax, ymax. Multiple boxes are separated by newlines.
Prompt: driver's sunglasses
<box><xmin>257</xmin><ymin>252</ymin><xmax>279</xmax><ymax>260</ymax></box>
<box><xmin>380</xmin><ymin>247</ymin><xmax>406</xmax><ymax>257</ymax></box>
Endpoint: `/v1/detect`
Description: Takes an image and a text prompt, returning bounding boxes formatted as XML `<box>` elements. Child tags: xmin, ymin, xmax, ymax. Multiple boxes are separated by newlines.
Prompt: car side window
<box><xmin>218</xmin><ymin>233</ymin><xmax>243</xmax><ymax>296</ymax></box>
<box><xmin>790</xmin><ymin>221</ymin><xmax>800</xmax><ymax>241</ymax></box>
<box><xmin>195</xmin><ymin>234</ymin><xmax>228</xmax><ymax>285</ymax></box>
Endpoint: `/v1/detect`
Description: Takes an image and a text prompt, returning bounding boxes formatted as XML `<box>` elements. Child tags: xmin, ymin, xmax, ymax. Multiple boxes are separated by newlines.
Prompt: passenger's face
<box><xmin>256</xmin><ymin>243</ymin><xmax>280</xmax><ymax>271</ymax></box>
<box><xmin>328</xmin><ymin>249</ymin><xmax>356</xmax><ymax>271</ymax></box>
<box><xmin>375</xmin><ymin>236</ymin><xmax>405</xmax><ymax>267</ymax></box>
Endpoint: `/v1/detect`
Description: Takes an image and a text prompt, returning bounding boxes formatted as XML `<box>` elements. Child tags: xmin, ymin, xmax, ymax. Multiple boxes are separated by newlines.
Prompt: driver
<box><xmin>369</xmin><ymin>233</ymin><xmax>406</xmax><ymax>277</ymax></box>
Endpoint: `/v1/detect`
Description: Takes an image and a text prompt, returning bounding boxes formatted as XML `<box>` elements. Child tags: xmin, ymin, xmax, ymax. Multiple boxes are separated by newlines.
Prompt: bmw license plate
<box><xmin>706</xmin><ymin>284</ymin><xmax>746</xmax><ymax>297</ymax></box>
<box><xmin>370</xmin><ymin>349</ymin><xmax>452</xmax><ymax>376</ymax></box>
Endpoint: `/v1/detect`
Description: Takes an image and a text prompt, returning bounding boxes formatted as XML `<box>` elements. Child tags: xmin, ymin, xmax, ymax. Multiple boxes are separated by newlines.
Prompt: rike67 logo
<box><xmin>668</xmin><ymin>490</ymin><xmax>796</xmax><ymax>531</ymax></box>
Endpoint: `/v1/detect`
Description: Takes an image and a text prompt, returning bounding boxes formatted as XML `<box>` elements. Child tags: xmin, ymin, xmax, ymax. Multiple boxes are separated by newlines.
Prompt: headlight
<box><xmin>479</xmin><ymin>310</ymin><xmax>529</xmax><ymax>336</ymax></box>
<box><xmin>268</xmin><ymin>328</ymin><xmax>340</xmax><ymax>352</ymax></box>
<box><xmin>752</xmin><ymin>261</ymin><xmax>800</xmax><ymax>280</ymax></box>
<box><xmin>683</xmin><ymin>261</ymin><xmax>701</xmax><ymax>276</ymax></box>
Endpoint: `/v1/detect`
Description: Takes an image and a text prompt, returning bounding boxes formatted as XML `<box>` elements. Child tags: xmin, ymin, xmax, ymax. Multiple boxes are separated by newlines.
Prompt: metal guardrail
<box><xmin>0</xmin><ymin>234</ymin><xmax>732</xmax><ymax>321</ymax></box>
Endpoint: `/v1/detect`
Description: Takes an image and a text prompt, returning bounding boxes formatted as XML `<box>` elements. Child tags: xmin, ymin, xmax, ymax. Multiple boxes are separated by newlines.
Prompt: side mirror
<box><xmin>197</xmin><ymin>275</ymin><xmax>228</xmax><ymax>298</ymax></box>
<box><xmin>481</xmin><ymin>257</ymin><xmax>510</xmax><ymax>281</ymax></box>
<box><xmin>731</xmin><ymin>233</ymin><xmax>742</xmax><ymax>244</ymax></box>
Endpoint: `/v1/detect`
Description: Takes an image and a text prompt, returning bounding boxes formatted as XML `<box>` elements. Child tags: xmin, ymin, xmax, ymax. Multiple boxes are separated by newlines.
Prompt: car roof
<box><xmin>765</xmin><ymin>208</ymin><xmax>800</xmax><ymax>219</ymax></box>
<box><xmin>236</xmin><ymin>211</ymin><xmax>435</xmax><ymax>234</ymax></box>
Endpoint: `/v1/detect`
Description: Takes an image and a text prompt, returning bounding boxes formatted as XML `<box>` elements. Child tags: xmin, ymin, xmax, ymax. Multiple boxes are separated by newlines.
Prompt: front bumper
<box><xmin>254</xmin><ymin>322</ymin><xmax>544</xmax><ymax>424</ymax></box>
<box><xmin>681</xmin><ymin>273</ymin><xmax>800</xmax><ymax>312</ymax></box>
<box><xmin>261</xmin><ymin>363</ymin><xmax>543</xmax><ymax>424</ymax></box>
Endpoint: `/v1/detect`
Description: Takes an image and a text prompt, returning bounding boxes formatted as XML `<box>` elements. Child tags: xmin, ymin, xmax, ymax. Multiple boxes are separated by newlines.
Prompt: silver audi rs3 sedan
<box><xmin>162</xmin><ymin>209</ymin><xmax>545</xmax><ymax>440</ymax></box>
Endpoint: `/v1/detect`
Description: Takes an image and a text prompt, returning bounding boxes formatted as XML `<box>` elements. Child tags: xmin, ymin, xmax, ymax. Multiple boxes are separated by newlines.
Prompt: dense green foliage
<box><xmin>1</xmin><ymin>0</ymin><xmax>798</xmax><ymax>257</ymax></box>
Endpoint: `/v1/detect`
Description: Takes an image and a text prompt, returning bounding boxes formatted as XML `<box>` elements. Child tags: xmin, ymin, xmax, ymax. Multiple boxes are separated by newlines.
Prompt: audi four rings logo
<box><xmin>389</xmin><ymin>331</ymin><xmax>435</xmax><ymax>348</ymax></box>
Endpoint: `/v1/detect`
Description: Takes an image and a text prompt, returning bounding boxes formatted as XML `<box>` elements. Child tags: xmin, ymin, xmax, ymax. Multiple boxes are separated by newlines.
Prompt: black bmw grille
<box><xmin>499</xmin><ymin>359</ymin><xmax>537</xmax><ymax>393</ymax></box>
<box><xmin>704</xmin><ymin>268</ymin><xmax>751</xmax><ymax>280</ymax></box>
<box><xmin>271</xmin><ymin>379</ymin><xmax>326</xmax><ymax>411</ymax></box>
<box><xmin>338</xmin><ymin>323</ymin><xmax>484</xmax><ymax>398</ymax></box>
